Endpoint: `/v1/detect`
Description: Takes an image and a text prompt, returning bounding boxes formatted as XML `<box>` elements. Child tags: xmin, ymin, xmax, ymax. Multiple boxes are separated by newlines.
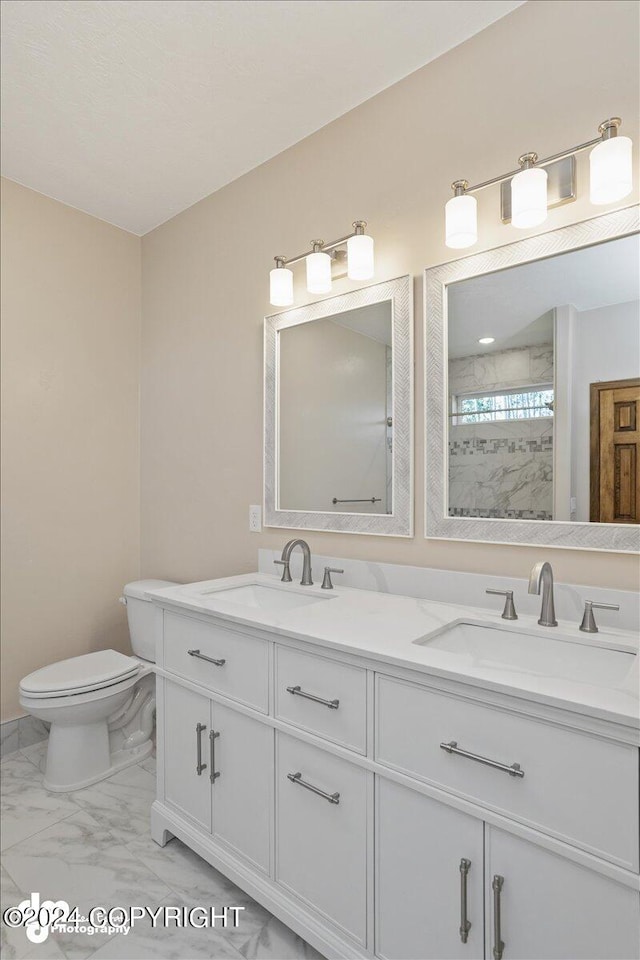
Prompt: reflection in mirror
<box><xmin>447</xmin><ymin>234</ymin><xmax>639</xmax><ymax>523</ymax></box>
<box><xmin>278</xmin><ymin>301</ymin><xmax>392</xmax><ymax>514</ymax></box>
<box><xmin>265</xmin><ymin>274</ymin><xmax>412</xmax><ymax>537</ymax></box>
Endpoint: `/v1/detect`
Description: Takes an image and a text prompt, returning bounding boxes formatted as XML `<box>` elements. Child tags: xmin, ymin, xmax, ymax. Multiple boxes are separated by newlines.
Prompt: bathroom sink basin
<box><xmin>414</xmin><ymin>621</ymin><xmax>635</xmax><ymax>686</ymax></box>
<box><xmin>196</xmin><ymin>583</ymin><xmax>333</xmax><ymax>613</ymax></box>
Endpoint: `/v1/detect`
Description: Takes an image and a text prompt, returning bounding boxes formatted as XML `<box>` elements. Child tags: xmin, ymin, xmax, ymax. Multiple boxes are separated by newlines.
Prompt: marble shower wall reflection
<box><xmin>448</xmin><ymin>345</ymin><xmax>554</xmax><ymax>520</ymax></box>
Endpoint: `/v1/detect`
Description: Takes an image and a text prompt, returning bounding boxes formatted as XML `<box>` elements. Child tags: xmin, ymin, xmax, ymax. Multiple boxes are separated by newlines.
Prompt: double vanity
<box><xmin>147</xmin><ymin>553</ymin><xmax>639</xmax><ymax>960</ymax></box>
<box><xmin>142</xmin><ymin>176</ymin><xmax>640</xmax><ymax>959</ymax></box>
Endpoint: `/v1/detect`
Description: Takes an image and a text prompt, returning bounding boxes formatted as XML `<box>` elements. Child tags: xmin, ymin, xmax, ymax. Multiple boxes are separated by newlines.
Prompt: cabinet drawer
<box><xmin>275</xmin><ymin>646</ymin><xmax>367</xmax><ymax>753</ymax></box>
<box><xmin>163</xmin><ymin>611</ymin><xmax>269</xmax><ymax>712</ymax></box>
<box><xmin>375</xmin><ymin>675</ymin><xmax>639</xmax><ymax>871</ymax></box>
<box><xmin>276</xmin><ymin>733</ymin><xmax>368</xmax><ymax>946</ymax></box>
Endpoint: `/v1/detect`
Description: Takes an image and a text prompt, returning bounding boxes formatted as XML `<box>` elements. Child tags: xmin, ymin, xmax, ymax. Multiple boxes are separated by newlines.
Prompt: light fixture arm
<box><xmin>454</xmin><ymin>118</ymin><xmax>621</xmax><ymax>196</ymax></box>
<box><xmin>277</xmin><ymin>221</ymin><xmax>368</xmax><ymax>267</ymax></box>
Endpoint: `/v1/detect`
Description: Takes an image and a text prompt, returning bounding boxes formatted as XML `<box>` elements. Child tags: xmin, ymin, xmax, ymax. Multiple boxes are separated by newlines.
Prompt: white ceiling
<box><xmin>448</xmin><ymin>234</ymin><xmax>640</xmax><ymax>358</ymax></box>
<box><xmin>1</xmin><ymin>0</ymin><xmax>523</xmax><ymax>235</ymax></box>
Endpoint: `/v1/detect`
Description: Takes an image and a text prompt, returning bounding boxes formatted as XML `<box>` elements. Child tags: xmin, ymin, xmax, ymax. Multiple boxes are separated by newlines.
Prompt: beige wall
<box><xmin>1</xmin><ymin>179</ymin><xmax>141</xmax><ymax>720</ymax></box>
<box><xmin>140</xmin><ymin>0</ymin><xmax>640</xmax><ymax>591</ymax></box>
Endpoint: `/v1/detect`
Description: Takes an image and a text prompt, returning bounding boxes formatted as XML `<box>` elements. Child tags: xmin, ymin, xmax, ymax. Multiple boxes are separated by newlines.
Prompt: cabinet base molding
<box><xmin>151</xmin><ymin>801</ymin><xmax>371</xmax><ymax>960</ymax></box>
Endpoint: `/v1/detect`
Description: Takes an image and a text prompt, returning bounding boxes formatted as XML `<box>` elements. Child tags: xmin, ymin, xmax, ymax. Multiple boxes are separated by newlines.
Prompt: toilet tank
<box><xmin>122</xmin><ymin>580</ymin><xmax>176</xmax><ymax>663</ymax></box>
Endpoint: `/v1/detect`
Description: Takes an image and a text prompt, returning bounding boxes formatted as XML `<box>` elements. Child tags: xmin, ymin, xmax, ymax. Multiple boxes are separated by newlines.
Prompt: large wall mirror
<box><xmin>265</xmin><ymin>275</ymin><xmax>413</xmax><ymax>535</ymax></box>
<box><xmin>425</xmin><ymin>206</ymin><xmax>639</xmax><ymax>552</ymax></box>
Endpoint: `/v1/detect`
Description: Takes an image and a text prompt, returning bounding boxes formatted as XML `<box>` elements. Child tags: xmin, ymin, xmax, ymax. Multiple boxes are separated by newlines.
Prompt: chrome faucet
<box><xmin>277</xmin><ymin>539</ymin><xmax>313</xmax><ymax>586</ymax></box>
<box><xmin>528</xmin><ymin>561</ymin><xmax>558</xmax><ymax>627</ymax></box>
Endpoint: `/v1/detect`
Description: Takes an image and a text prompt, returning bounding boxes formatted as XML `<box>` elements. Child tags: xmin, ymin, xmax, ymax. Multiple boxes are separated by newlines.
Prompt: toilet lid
<box><xmin>20</xmin><ymin>650</ymin><xmax>140</xmax><ymax>698</ymax></box>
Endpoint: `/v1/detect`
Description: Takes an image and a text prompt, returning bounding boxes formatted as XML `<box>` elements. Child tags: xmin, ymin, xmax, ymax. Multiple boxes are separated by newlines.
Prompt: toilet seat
<box><xmin>19</xmin><ymin>672</ymin><xmax>141</xmax><ymax>711</ymax></box>
<box><xmin>19</xmin><ymin>650</ymin><xmax>140</xmax><ymax>699</ymax></box>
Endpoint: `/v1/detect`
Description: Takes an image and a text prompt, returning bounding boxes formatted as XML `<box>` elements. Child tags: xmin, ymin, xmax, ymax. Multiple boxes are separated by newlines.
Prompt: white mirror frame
<box><xmin>424</xmin><ymin>205</ymin><xmax>640</xmax><ymax>553</ymax></box>
<box><xmin>265</xmin><ymin>275</ymin><xmax>413</xmax><ymax>536</ymax></box>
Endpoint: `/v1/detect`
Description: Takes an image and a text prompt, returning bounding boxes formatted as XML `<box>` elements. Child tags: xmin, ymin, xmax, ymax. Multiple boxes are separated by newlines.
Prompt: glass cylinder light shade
<box><xmin>269</xmin><ymin>265</ymin><xmax>293</xmax><ymax>307</ymax></box>
<box><xmin>347</xmin><ymin>233</ymin><xmax>375</xmax><ymax>280</ymax></box>
<box><xmin>445</xmin><ymin>194</ymin><xmax>478</xmax><ymax>249</ymax></box>
<box><xmin>589</xmin><ymin>136</ymin><xmax>633</xmax><ymax>204</ymax></box>
<box><xmin>306</xmin><ymin>251</ymin><xmax>332</xmax><ymax>294</ymax></box>
<box><xmin>511</xmin><ymin>167</ymin><xmax>548</xmax><ymax>228</ymax></box>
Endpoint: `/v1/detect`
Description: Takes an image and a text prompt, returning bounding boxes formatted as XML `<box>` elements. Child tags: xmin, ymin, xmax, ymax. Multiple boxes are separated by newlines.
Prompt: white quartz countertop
<box><xmin>146</xmin><ymin>573</ymin><xmax>640</xmax><ymax>735</ymax></box>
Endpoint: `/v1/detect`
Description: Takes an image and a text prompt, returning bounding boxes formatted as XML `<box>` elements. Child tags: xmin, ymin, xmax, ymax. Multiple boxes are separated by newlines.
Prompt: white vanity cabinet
<box><xmin>376</xmin><ymin>777</ymin><xmax>484</xmax><ymax>960</ymax></box>
<box><xmin>485</xmin><ymin>828</ymin><xmax>640</xmax><ymax>960</ymax></box>
<box><xmin>163</xmin><ymin>611</ymin><xmax>269</xmax><ymax>712</ymax></box>
<box><xmin>211</xmin><ymin>702</ymin><xmax>272</xmax><ymax>873</ymax></box>
<box><xmin>162</xmin><ymin>677</ymin><xmax>272</xmax><ymax>873</ymax></box>
<box><xmin>275</xmin><ymin>645</ymin><xmax>368</xmax><ymax>753</ymax></box>
<box><xmin>375</xmin><ymin>674</ymin><xmax>640</xmax><ymax>960</ymax></box>
<box><xmin>276</xmin><ymin>732</ymin><xmax>369</xmax><ymax>946</ymax></box>
<box><xmin>152</xmin><ymin>601</ymin><xmax>639</xmax><ymax>960</ymax></box>
<box><xmin>375</xmin><ymin>774</ymin><xmax>639</xmax><ymax>960</ymax></box>
<box><xmin>163</xmin><ymin>680</ymin><xmax>213</xmax><ymax>832</ymax></box>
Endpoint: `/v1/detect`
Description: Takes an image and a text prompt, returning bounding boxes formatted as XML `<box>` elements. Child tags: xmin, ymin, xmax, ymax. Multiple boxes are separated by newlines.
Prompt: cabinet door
<box><xmin>376</xmin><ymin>778</ymin><xmax>484</xmax><ymax>960</ymax></box>
<box><xmin>211</xmin><ymin>702</ymin><xmax>272</xmax><ymax>874</ymax></box>
<box><xmin>486</xmin><ymin>827</ymin><xmax>640</xmax><ymax>960</ymax></box>
<box><xmin>163</xmin><ymin>680</ymin><xmax>212</xmax><ymax>832</ymax></box>
<box><xmin>276</xmin><ymin>732</ymin><xmax>368</xmax><ymax>947</ymax></box>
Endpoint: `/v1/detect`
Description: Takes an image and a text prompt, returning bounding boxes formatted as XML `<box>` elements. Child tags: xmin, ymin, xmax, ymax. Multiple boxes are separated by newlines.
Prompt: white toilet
<box><xmin>19</xmin><ymin>579</ymin><xmax>175</xmax><ymax>792</ymax></box>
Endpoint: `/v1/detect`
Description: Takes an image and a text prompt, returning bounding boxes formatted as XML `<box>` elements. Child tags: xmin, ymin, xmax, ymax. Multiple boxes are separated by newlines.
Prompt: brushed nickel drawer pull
<box><xmin>195</xmin><ymin>722</ymin><xmax>207</xmax><ymax>775</ymax></box>
<box><xmin>459</xmin><ymin>858</ymin><xmax>471</xmax><ymax>943</ymax></box>
<box><xmin>287</xmin><ymin>771</ymin><xmax>340</xmax><ymax>804</ymax></box>
<box><xmin>286</xmin><ymin>685</ymin><xmax>339</xmax><ymax>709</ymax></box>
<box><xmin>188</xmin><ymin>648</ymin><xmax>226</xmax><ymax>667</ymax></box>
<box><xmin>209</xmin><ymin>729</ymin><xmax>220</xmax><ymax>783</ymax></box>
<box><xmin>492</xmin><ymin>875</ymin><xmax>505</xmax><ymax>960</ymax></box>
<box><xmin>440</xmin><ymin>741</ymin><xmax>524</xmax><ymax>778</ymax></box>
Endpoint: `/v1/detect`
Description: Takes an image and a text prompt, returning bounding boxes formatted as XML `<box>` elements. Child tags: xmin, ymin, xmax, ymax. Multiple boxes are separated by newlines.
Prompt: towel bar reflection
<box><xmin>332</xmin><ymin>497</ymin><xmax>381</xmax><ymax>504</ymax></box>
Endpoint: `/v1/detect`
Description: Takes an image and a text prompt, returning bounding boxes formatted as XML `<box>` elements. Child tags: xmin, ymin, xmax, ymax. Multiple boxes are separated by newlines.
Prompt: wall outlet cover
<box><xmin>249</xmin><ymin>504</ymin><xmax>262</xmax><ymax>532</ymax></box>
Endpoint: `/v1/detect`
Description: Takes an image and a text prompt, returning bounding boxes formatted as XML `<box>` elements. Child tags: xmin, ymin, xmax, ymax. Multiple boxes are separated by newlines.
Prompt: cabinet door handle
<box><xmin>287</xmin><ymin>771</ymin><xmax>340</xmax><ymax>804</ymax></box>
<box><xmin>195</xmin><ymin>722</ymin><xmax>207</xmax><ymax>775</ymax></box>
<box><xmin>492</xmin><ymin>875</ymin><xmax>505</xmax><ymax>960</ymax></box>
<box><xmin>286</xmin><ymin>685</ymin><xmax>339</xmax><ymax>709</ymax></box>
<box><xmin>440</xmin><ymin>741</ymin><xmax>524</xmax><ymax>778</ymax></box>
<box><xmin>209</xmin><ymin>730</ymin><xmax>220</xmax><ymax>783</ymax></box>
<box><xmin>459</xmin><ymin>858</ymin><xmax>471</xmax><ymax>943</ymax></box>
<box><xmin>188</xmin><ymin>648</ymin><xmax>226</xmax><ymax>667</ymax></box>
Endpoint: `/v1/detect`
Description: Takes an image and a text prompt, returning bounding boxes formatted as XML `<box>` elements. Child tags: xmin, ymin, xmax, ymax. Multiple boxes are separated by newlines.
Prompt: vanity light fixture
<box><xmin>269</xmin><ymin>256</ymin><xmax>294</xmax><ymax>307</ymax></box>
<box><xmin>445</xmin><ymin>181</ymin><xmax>478</xmax><ymax>249</ymax></box>
<box><xmin>269</xmin><ymin>221</ymin><xmax>374</xmax><ymax>305</ymax></box>
<box><xmin>306</xmin><ymin>241</ymin><xmax>332</xmax><ymax>295</ymax></box>
<box><xmin>511</xmin><ymin>154</ymin><xmax>548</xmax><ymax>228</ymax></box>
<box><xmin>590</xmin><ymin>118</ymin><xmax>633</xmax><ymax>204</ymax></box>
<box><xmin>347</xmin><ymin>222</ymin><xmax>375</xmax><ymax>280</ymax></box>
<box><xmin>444</xmin><ymin>117</ymin><xmax>633</xmax><ymax>249</ymax></box>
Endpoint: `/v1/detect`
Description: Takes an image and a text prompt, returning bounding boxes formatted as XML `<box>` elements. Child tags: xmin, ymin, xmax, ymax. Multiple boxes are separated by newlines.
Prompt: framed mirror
<box><xmin>425</xmin><ymin>206</ymin><xmax>639</xmax><ymax>552</ymax></box>
<box><xmin>265</xmin><ymin>275</ymin><xmax>413</xmax><ymax>536</ymax></box>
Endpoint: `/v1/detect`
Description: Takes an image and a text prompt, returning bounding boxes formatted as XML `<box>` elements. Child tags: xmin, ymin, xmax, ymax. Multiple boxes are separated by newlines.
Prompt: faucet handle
<box><xmin>274</xmin><ymin>559</ymin><xmax>292</xmax><ymax>583</ymax></box>
<box><xmin>321</xmin><ymin>567</ymin><xmax>344</xmax><ymax>590</ymax></box>
<box><xmin>486</xmin><ymin>588</ymin><xmax>518</xmax><ymax>621</ymax></box>
<box><xmin>579</xmin><ymin>600</ymin><xmax>619</xmax><ymax>634</ymax></box>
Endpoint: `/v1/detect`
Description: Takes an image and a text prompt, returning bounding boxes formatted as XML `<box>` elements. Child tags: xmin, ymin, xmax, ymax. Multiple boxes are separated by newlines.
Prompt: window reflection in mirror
<box><xmin>277</xmin><ymin>301</ymin><xmax>393</xmax><ymax>514</ymax></box>
<box><xmin>447</xmin><ymin>234</ymin><xmax>639</xmax><ymax>523</ymax></box>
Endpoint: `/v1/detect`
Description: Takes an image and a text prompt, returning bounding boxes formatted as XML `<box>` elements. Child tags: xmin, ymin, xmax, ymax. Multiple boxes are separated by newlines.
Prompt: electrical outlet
<box><xmin>249</xmin><ymin>504</ymin><xmax>262</xmax><ymax>532</ymax></box>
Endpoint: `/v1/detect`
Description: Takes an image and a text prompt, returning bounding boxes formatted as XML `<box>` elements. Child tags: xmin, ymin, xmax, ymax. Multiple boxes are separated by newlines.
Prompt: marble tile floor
<box><xmin>1</xmin><ymin>744</ymin><xmax>323</xmax><ymax>960</ymax></box>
